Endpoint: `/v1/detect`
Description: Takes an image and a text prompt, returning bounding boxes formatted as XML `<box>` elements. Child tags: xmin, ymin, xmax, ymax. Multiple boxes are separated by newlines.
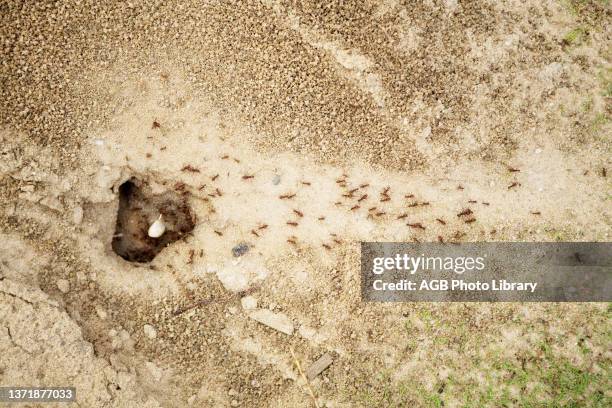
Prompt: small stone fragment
<box><xmin>143</xmin><ymin>324</ymin><xmax>157</xmax><ymax>339</ymax></box>
<box><xmin>272</xmin><ymin>174</ymin><xmax>281</xmax><ymax>185</ymax></box>
<box><xmin>249</xmin><ymin>309</ymin><xmax>293</xmax><ymax>335</ymax></box>
<box><xmin>232</xmin><ymin>242</ymin><xmax>249</xmax><ymax>257</ymax></box>
<box><xmin>72</xmin><ymin>205</ymin><xmax>84</xmax><ymax>224</ymax></box>
<box><xmin>56</xmin><ymin>279</ymin><xmax>70</xmax><ymax>293</ymax></box>
<box><xmin>241</xmin><ymin>296</ymin><xmax>257</xmax><ymax>310</ymax></box>
<box><xmin>306</xmin><ymin>353</ymin><xmax>334</xmax><ymax>381</ymax></box>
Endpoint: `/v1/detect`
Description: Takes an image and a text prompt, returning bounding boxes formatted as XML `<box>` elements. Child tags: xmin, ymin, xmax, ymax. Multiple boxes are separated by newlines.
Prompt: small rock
<box><xmin>272</xmin><ymin>174</ymin><xmax>281</xmax><ymax>185</ymax></box>
<box><xmin>95</xmin><ymin>306</ymin><xmax>108</xmax><ymax>320</ymax></box>
<box><xmin>249</xmin><ymin>309</ymin><xmax>294</xmax><ymax>335</ymax></box>
<box><xmin>145</xmin><ymin>361</ymin><xmax>162</xmax><ymax>382</ymax></box>
<box><xmin>241</xmin><ymin>296</ymin><xmax>257</xmax><ymax>310</ymax></box>
<box><xmin>72</xmin><ymin>205</ymin><xmax>84</xmax><ymax>224</ymax></box>
<box><xmin>232</xmin><ymin>242</ymin><xmax>249</xmax><ymax>257</ymax></box>
<box><xmin>143</xmin><ymin>324</ymin><xmax>157</xmax><ymax>339</ymax></box>
<box><xmin>306</xmin><ymin>353</ymin><xmax>334</xmax><ymax>381</ymax></box>
<box><xmin>231</xmin><ymin>400</ymin><xmax>239</xmax><ymax>407</ymax></box>
<box><xmin>56</xmin><ymin>279</ymin><xmax>70</xmax><ymax>293</ymax></box>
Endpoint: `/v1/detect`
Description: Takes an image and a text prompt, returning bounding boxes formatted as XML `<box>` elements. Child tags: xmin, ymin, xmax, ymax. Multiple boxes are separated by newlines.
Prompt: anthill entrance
<box><xmin>111</xmin><ymin>179</ymin><xmax>195</xmax><ymax>263</ymax></box>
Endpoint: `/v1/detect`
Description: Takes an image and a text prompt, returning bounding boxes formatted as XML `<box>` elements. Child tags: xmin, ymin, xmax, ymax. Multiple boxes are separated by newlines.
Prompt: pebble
<box><xmin>72</xmin><ymin>205</ymin><xmax>84</xmax><ymax>224</ymax></box>
<box><xmin>56</xmin><ymin>279</ymin><xmax>70</xmax><ymax>293</ymax></box>
<box><xmin>143</xmin><ymin>324</ymin><xmax>157</xmax><ymax>339</ymax></box>
<box><xmin>241</xmin><ymin>296</ymin><xmax>257</xmax><ymax>310</ymax></box>
<box><xmin>231</xmin><ymin>242</ymin><xmax>249</xmax><ymax>257</ymax></box>
<box><xmin>248</xmin><ymin>309</ymin><xmax>294</xmax><ymax>335</ymax></box>
<box><xmin>306</xmin><ymin>353</ymin><xmax>334</xmax><ymax>381</ymax></box>
<box><xmin>95</xmin><ymin>306</ymin><xmax>108</xmax><ymax>320</ymax></box>
<box><xmin>272</xmin><ymin>174</ymin><xmax>281</xmax><ymax>185</ymax></box>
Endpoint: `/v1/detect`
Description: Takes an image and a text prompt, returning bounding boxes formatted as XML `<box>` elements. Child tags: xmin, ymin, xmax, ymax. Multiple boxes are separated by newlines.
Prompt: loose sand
<box><xmin>1</xmin><ymin>1</ymin><xmax>610</xmax><ymax>407</ymax></box>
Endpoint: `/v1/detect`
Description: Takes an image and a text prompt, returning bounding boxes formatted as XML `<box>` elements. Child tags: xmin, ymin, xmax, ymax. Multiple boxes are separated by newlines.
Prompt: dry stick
<box><xmin>290</xmin><ymin>348</ymin><xmax>320</xmax><ymax>408</ymax></box>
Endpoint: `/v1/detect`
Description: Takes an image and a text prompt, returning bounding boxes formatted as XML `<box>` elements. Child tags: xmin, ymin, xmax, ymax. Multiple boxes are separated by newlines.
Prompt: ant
<box><xmin>279</xmin><ymin>193</ymin><xmax>296</xmax><ymax>199</ymax></box>
<box><xmin>182</xmin><ymin>165</ymin><xmax>200</xmax><ymax>173</ymax></box>
<box><xmin>407</xmin><ymin>223</ymin><xmax>426</xmax><ymax>230</ymax></box>
<box><xmin>242</xmin><ymin>175</ymin><xmax>254</xmax><ymax>180</ymax></box>
<box><xmin>457</xmin><ymin>209</ymin><xmax>473</xmax><ymax>217</ymax></box>
<box><xmin>293</xmin><ymin>209</ymin><xmax>304</xmax><ymax>217</ymax></box>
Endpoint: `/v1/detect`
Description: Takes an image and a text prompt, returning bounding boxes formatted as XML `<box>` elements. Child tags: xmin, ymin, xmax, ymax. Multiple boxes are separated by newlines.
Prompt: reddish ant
<box><xmin>468</xmin><ymin>200</ymin><xmax>477</xmax><ymax>204</ymax></box>
<box><xmin>436</xmin><ymin>218</ymin><xmax>446</xmax><ymax>225</ymax></box>
<box><xmin>301</xmin><ymin>181</ymin><xmax>311</xmax><ymax>186</ymax></box>
<box><xmin>293</xmin><ymin>209</ymin><xmax>304</xmax><ymax>217</ymax></box>
<box><xmin>396</xmin><ymin>213</ymin><xmax>408</xmax><ymax>220</ymax></box>
<box><xmin>464</xmin><ymin>218</ymin><xmax>476</xmax><ymax>224</ymax></box>
<box><xmin>358</xmin><ymin>194</ymin><xmax>368</xmax><ymax>202</ymax></box>
<box><xmin>279</xmin><ymin>193</ymin><xmax>296</xmax><ymax>199</ymax></box>
<box><xmin>404</xmin><ymin>194</ymin><xmax>414</xmax><ymax>199</ymax></box>
<box><xmin>508</xmin><ymin>182</ymin><xmax>520</xmax><ymax>189</ymax></box>
<box><xmin>221</xmin><ymin>154</ymin><xmax>229</xmax><ymax>160</ymax></box>
<box><xmin>359</xmin><ymin>183</ymin><xmax>370</xmax><ymax>188</ymax></box>
<box><xmin>318</xmin><ymin>216</ymin><xmax>326</xmax><ymax>221</ymax></box>
<box><xmin>508</xmin><ymin>167</ymin><xmax>520</xmax><ymax>172</ymax></box>
<box><xmin>287</xmin><ymin>237</ymin><xmax>297</xmax><ymax>245</ymax></box>
<box><xmin>258</xmin><ymin>224</ymin><xmax>268</xmax><ymax>230</ymax></box>
<box><xmin>375</xmin><ymin>211</ymin><xmax>386</xmax><ymax>216</ymax></box>
<box><xmin>531</xmin><ymin>211</ymin><xmax>541</xmax><ymax>215</ymax></box>
<box><xmin>242</xmin><ymin>175</ymin><xmax>254</xmax><ymax>180</ymax></box>
<box><xmin>457</xmin><ymin>209</ymin><xmax>473</xmax><ymax>217</ymax></box>
<box><xmin>215</xmin><ymin>188</ymin><xmax>223</xmax><ymax>196</ymax></box>
<box><xmin>407</xmin><ymin>223</ymin><xmax>426</xmax><ymax>230</ymax></box>
<box><xmin>213</xmin><ymin>230</ymin><xmax>223</xmax><ymax>236</ymax></box>
<box><xmin>286</xmin><ymin>221</ymin><xmax>298</xmax><ymax>226</ymax></box>
<box><xmin>251</xmin><ymin>229</ymin><xmax>260</xmax><ymax>237</ymax></box>
<box><xmin>211</xmin><ymin>174</ymin><xmax>219</xmax><ymax>181</ymax></box>
<box><xmin>182</xmin><ymin>165</ymin><xmax>200</xmax><ymax>173</ymax></box>
<box><xmin>152</xmin><ymin>120</ymin><xmax>161</xmax><ymax>129</ymax></box>
<box><xmin>350</xmin><ymin>205</ymin><xmax>360</xmax><ymax>211</ymax></box>
<box><xmin>322</xmin><ymin>244</ymin><xmax>332</xmax><ymax>250</ymax></box>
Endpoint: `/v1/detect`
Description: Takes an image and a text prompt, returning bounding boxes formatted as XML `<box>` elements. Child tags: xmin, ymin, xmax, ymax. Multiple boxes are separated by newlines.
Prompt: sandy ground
<box><xmin>1</xmin><ymin>1</ymin><xmax>611</xmax><ymax>407</ymax></box>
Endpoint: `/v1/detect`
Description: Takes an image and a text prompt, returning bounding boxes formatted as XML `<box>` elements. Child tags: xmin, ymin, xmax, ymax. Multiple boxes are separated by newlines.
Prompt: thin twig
<box><xmin>290</xmin><ymin>348</ymin><xmax>320</xmax><ymax>408</ymax></box>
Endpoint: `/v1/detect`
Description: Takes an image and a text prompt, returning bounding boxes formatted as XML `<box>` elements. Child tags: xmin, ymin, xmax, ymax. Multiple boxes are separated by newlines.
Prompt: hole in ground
<box><xmin>111</xmin><ymin>178</ymin><xmax>195</xmax><ymax>263</ymax></box>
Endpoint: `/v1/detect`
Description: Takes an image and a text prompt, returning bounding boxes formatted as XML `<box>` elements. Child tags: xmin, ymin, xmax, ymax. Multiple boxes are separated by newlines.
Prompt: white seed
<box><xmin>148</xmin><ymin>214</ymin><xmax>166</xmax><ymax>238</ymax></box>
